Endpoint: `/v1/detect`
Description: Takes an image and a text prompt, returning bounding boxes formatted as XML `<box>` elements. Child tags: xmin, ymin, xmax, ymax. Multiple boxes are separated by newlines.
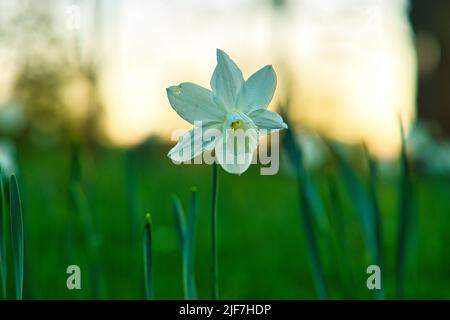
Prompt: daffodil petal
<box><xmin>249</xmin><ymin>109</ymin><xmax>287</xmax><ymax>131</ymax></box>
<box><xmin>214</xmin><ymin>128</ymin><xmax>258</xmax><ymax>175</ymax></box>
<box><xmin>210</xmin><ymin>49</ymin><xmax>244</xmax><ymax>110</ymax></box>
<box><xmin>168</xmin><ymin>125</ymin><xmax>222</xmax><ymax>162</ymax></box>
<box><xmin>167</xmin><ymin>82</ymin><xmax>226</xmax><ymax>124</ymax></box>
<box><xmin>237</xmin><ymin>65</ymin><xmax>276</xmax><ymax>113</ymax></box>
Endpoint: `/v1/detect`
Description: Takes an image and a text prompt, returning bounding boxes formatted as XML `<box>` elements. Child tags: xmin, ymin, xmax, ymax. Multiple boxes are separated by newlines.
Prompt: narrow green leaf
<box><xmin>283</xmin><ymin>121</ymin><xmax>328</xmax><ymax>299</ymax></box>
<box><xmin>69</xmin><ymin>183</ymin><xmax>106</xmax><ymax>299</ymax></box>
<box><xmin>171</xmin><ymin>195</ymin><xmax>186</xmax><ymax>249</ymax></box>
<box><xmin>396</xmin><ymin>121</ymin><xmax>417</xmax><ymax>298</ymax></box>
<box><xmin>184</xmin><ymin>187</ymin><xmax>198</xmax><ymax>300</ymax></box>
<box><xmin>0</xmin><ymin>170</ymin><xmax>7</xmax><ymax>299</ymax></box>
<box><xmin>171</xmin><ymin>189</ymin><xmax>198</xmax><ymax>300</ymax></box>
<box><xmin>125</xmin><ymin>150</ymin><xmax>141</xmax><ymax>248</ymax></box>
<box><xmin>365</xmin><ymin>147</ymin><xmax>385</xmax><ymax>299</ymax></box>
<box><xmin>211</xmin><ymin>162</ymin><xmax>219</xmax><ymax>300</ymax></box>
<box><xmin>297</xmin><ymin>178</ymin><xmax>328</xmax><ymax>299</ymax></box>
<box><xmin>327</xmin><ymin>177</ymin><xmax>354</xmax><ymax>297</ymax></box>
<box><xmin>9</xmin><ymin>174</ymin><xmax>23</xmax><ymax>300</ymax></box>
<box><xmin>282</xmin><ymin>119</ymin><xmax>328</xmax><ymax>229</ymax></box>
<box><xmin>69</xmin><ymin>140</ymin><xmax>81</xmax><ymax>185</ymax></box>
<box><xmin>66</xmin><ymin>141</ymin><xmax>81</xmax><ymax>265</ymax></box>
<box><xmin>143</xmin><ymin>213</ymin><xmax>153</xmax><ymax>300</ymax></box>
<box><xmin>327</xmin><ymin>142</ymin><xmax>378</xmax><ymax>264</ymax></box>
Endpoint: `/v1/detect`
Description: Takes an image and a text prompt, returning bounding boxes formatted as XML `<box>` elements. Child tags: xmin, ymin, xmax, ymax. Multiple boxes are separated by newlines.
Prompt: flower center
<box><xmin>230</xmin><ymin>120</ymin><xmax>243</xmax><ymax>130</ymax></box>
<box><xmin>226</xmin><ymin>112</ymin><xmax>254</xmax><ymax>131</ymax></box>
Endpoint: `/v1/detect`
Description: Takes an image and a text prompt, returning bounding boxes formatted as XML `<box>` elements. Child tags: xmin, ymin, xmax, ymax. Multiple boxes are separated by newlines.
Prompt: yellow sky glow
<box><xmin>97</xmin><ymin>0</ymin><xmax>416</xmax><ymax>158</ymax></box>
<box><xmin>0</xmin><ymin>0</ymin><xmax>416</xmax><ymax>159</ymax></box>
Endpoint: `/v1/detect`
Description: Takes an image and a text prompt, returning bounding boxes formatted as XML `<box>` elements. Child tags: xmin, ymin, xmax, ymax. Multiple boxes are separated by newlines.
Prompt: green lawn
<box><xmin>3</xmin><ymin>142</ymin><xmax>449</xmax><ymax>299</ymax></box>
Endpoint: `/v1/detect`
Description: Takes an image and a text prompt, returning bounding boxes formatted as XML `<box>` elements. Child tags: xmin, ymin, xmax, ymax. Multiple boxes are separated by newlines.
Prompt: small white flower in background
<box><xmin>0</xmin><ymin>140</ymin><xmax>16</xmax><ymax>176</ymax></box>
<box><xmin>166</xmin><ymin>49</ymin><xmax>287</xmax><ymax>175</ymax></box>
<box><xmin>0</xmin><ymin>101</ymin><xmax>26</xmax><ymax>135</ymax></box>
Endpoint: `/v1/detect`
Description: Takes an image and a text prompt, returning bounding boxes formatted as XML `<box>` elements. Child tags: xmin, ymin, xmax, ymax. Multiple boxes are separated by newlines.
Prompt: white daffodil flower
<box><xmin>167</xmin><ymin>49</ymin><xmax>287</xmax><ymax>175</ymax></box>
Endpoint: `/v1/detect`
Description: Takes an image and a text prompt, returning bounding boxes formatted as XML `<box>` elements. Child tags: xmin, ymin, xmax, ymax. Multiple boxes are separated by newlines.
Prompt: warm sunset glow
<box><xmin>95</xmin><ymin>0</ymin><xmax>416</xmax><ymax>158</ymax></box>
<box><xmin>0</xmin><ymin>0</ymin><xmax>416</xmax><ymax>158</ymax></box>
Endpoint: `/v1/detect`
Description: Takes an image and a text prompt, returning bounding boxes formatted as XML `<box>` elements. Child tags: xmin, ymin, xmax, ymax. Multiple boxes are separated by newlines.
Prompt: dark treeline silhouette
<box><xmin>410</xmin><ymin>0</ymin><xmax>450</xmax><ymax>136</ymax></box>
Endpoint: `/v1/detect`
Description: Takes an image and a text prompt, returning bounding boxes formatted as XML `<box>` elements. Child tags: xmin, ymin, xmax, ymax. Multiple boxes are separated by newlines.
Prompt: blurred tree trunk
<box><xmin>410</xmin><ymin>0</ymin><xmax>450</xmax><ymax>135</ymax></box>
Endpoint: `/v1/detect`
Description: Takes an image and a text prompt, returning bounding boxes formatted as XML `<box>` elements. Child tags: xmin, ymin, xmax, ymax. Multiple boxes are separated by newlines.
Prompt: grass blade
<box><xmin>327</xmin><ymin>142</ymin><xmax>378</xmax><ymax>264</ymax></box>
<box><xmin>0</xmin><ymin>170</ymin><xmax>7</xmax><ymax>299</ymax></box>
<box><xmin>184</xmin><ymin>187</ymin><xmax>198</xmax><ymax>300</ymax></box>
<box><xmin>297</xmin><ymin>178</ymin><xmax>328</xmax><ymax>299</ymax></box>
<box><xmin>327</xmin><ymin>177</ymin><xmax>354</xmax><ymax>298</ymax></box>
<box><xmin>281</xmin><ymin>121</ymin><xmax>327</xmax><ymax>229</ymax></box>
<box><xmin>171</xmin><ymin>195</ymin><xmax>186</xmax><ymax>249</ymax></box>
<box><xmin>66</xmin><ymin>141</ymin><xmax>81</xmax><ymax>265</ymax></box>
<box><xmin>69</xmin><ymin>140</ymin><xmax>81</xmax><ymax>185</ymax></box>
<box><xmin>9</xmin><ymin>174</ymin><xmax>24</xmax><ymax>300</ymax></box>
<box><xmin>125</xmin><ymin>150</ymin><xmax>141</xmax><ymax>248</ymax></box>
<box><xmin>396</xmin><ymin>122</ymin><xmax>417</xmax><ymax>298</ymax></box>
<box><xmin>211</xmin><ymin>162</ymin><xmax>219</xmax><ymax>300</ymax></box>
<box><xmin>172</xmin><ymin>189</ymin><xmax>198</xmax><ymax>300</ymax></box>
<box><xmin>283</xmin><ymin>121</ymin><xmax>328</xmax><ymax>299</ymax></box>
<box><xmin>366</xmin><ymin>147</ymin><xmax>385</xmax><ymax>299</ymax></box>
<box><xmin>143</xmin><ymin>213</ymin><xmax>153</xmax><ymax>300</ymax></box>
<box><xmin>69</xmin><ymin>183</ymin><xmax>106</xmax><ymax>299</ymax></box>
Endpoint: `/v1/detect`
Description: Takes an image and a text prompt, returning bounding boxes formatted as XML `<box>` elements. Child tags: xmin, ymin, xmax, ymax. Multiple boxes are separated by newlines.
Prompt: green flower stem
<box><xmin>211</xmin><ymin>162</ymin><xmax>219</xmax><ymax>300</ymax></box>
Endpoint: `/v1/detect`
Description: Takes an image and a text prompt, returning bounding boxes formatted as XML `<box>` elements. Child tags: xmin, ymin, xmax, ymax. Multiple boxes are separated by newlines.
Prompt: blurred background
<box><xmin>1</xmin><ymin>0</ymin><xmax>450</xmax><ymax>157</ymax></box>
<box><xmin>0</xmin><ymin>0</ymin><xmax>449</xmax><ymax>299</ymax></box>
